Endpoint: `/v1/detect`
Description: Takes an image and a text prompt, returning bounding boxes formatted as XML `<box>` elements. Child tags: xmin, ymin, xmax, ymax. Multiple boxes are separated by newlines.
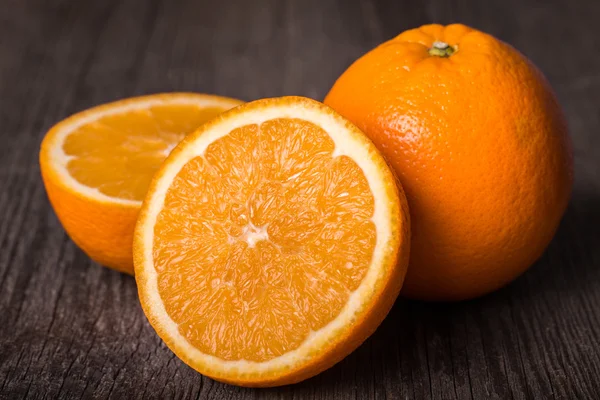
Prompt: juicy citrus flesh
<box><xmin>63</xmin><ymin>104</ymin><xmax>230</xmax><ymax>202</ymax></box>
<box><xmin>153</xmin><ymin>118</ymin><xmax>376</xmax><ymax>362</ymax></box>
<box><xmin>135</xmin><ymin>97</ymin><xmax>408</xmax><ymax>385</ymax></box>
<box><xmin>40</xmin><ymin>93</ymin><xmax>244</xmax><ymax>273</ymax></box>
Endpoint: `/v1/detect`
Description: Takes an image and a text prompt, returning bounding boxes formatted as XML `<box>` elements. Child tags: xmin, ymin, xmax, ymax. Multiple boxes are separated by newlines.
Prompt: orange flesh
<box><xmin>63</xmin><ymin>105</ymin><xmax>227</xmax><ymax>201</ymax></box>
<box><xmin>153</xmin><ymin>118</ymin><xmax>377</xmax><ymax>362</ymax></box>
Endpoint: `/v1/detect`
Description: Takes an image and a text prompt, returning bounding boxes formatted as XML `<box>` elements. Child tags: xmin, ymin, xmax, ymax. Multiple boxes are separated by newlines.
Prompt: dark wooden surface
<box><xmin>1</xmin><ymin>0</ymin><xmax>599</xmax><ymax>398</ymax></box>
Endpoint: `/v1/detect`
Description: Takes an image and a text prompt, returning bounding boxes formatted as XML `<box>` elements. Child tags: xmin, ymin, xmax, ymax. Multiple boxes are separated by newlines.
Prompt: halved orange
<box><xmin>134</xmin><ymin>96</ymin><xmax>410</xmax><ymax>386</ymax></box>
<box><xmin>40</xmin><ymin>93</ymin><xmax>243</xmax><ymax>274</ymax></box>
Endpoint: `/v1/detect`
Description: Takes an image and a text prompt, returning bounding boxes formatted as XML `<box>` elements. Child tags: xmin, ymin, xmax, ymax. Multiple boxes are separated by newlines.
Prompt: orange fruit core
<box><xmin>63</xmin><ymin>105</ymin><xmax>227</xmax><ymax>201</ymax></box>
<box><xmin>152</xmin><ymin>118</ymin><xmax>377</xmax><ymax>362</ymax></box>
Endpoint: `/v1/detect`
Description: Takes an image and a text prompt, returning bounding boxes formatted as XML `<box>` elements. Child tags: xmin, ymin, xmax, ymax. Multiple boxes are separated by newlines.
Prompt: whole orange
<box><xmin>324</xmin><ymin>24</ymin><xmax>572</xmax><ymax>301</ymax></box>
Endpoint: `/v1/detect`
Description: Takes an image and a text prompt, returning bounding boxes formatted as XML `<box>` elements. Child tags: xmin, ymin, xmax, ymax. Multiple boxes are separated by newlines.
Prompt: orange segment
<box><xmin>153</xmin><ymin>119</ymin><xmax>376</xmax><ymax>362</ymax></box>
<box><xmin>134</xmin><ymin>96</ymin><xmax>410</xmax><ymax>386</ymax></box>
<box><xmin>63</xmin><ymin>105</ymin><xmax>234</xmax><ymax>201</ymax></box>
<box><xmin>39</xmin><ymin>93</ymin><xmax>244</xmax><ymax>273</ymax></box>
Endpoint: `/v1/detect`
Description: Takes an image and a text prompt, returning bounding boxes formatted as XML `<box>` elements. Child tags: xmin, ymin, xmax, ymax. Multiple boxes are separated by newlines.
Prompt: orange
<box><xmin>325</xmin><ymin>24</ymin><xmax>572</xmax><ymax>301</ymax></box>
<box><xmin>39</xmin><ymin>93</ymin><xmax>243</xmax><ymax>274</ymax></box>
<box><xmin>133</xmin><ymin>96</ymin><xmax>410</xmax><ymax>386</ymax></box>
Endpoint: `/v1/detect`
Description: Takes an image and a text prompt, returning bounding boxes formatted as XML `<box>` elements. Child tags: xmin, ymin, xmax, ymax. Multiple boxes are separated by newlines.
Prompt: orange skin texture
<box><xmin>325</xmin><ymin>24</ymin><xmax>573</xmax><ymax>301</ymax></box>
<box><xmin>40</xmin><ymin>165</ymin><xmax>139</xmax><ymax>274</ymax></box>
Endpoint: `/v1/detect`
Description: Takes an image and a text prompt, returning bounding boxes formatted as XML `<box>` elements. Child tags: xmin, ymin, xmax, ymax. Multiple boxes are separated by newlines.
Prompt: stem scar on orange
<box><xmin>325</xmin><ymin>24</ymin><xmax>573</xmax><ymax>301</ymax></box>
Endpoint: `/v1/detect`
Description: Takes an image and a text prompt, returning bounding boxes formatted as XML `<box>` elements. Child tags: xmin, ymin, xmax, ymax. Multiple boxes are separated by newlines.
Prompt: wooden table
<box><xmin>1</xmin><ymin>0</ymin><xmax>599</xmax><ymax>398</ymax></box>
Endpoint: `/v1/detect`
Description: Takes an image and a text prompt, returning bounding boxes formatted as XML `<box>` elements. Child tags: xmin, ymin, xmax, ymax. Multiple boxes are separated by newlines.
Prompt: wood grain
<box><xmin>1</xmin><ymin>0</ymin><xmax>599</xmax><ymax>398</ymax></box>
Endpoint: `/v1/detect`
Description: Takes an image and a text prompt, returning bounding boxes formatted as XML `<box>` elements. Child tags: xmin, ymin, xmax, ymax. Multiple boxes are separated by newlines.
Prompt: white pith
<box><xmin>139</xmin><ymin>101</ymin><xmax>397</xmax><ymax>378</ymax></box>
<box><xmin>46</xmin><ymin>94</ymin><xmax>243</xmax><ymax>206</ymax></box>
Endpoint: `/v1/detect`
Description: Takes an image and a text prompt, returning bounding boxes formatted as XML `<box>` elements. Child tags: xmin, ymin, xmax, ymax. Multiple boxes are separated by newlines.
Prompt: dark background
<box><xmin>1</xmin><ymin>0</ymin><xmax>600</xmax><ymax>399</ymax></box>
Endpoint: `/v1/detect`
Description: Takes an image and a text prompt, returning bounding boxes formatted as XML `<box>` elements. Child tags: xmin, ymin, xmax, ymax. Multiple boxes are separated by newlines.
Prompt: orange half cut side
<box><xmin>134</xmin><ymin>96</ymin><xmax>410</xmax><ymax>386</ymax></box>
<box><xmin>40</xmin><ymin>93</ymin><xmax>243</xmax><ymax>273</ymax></box>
